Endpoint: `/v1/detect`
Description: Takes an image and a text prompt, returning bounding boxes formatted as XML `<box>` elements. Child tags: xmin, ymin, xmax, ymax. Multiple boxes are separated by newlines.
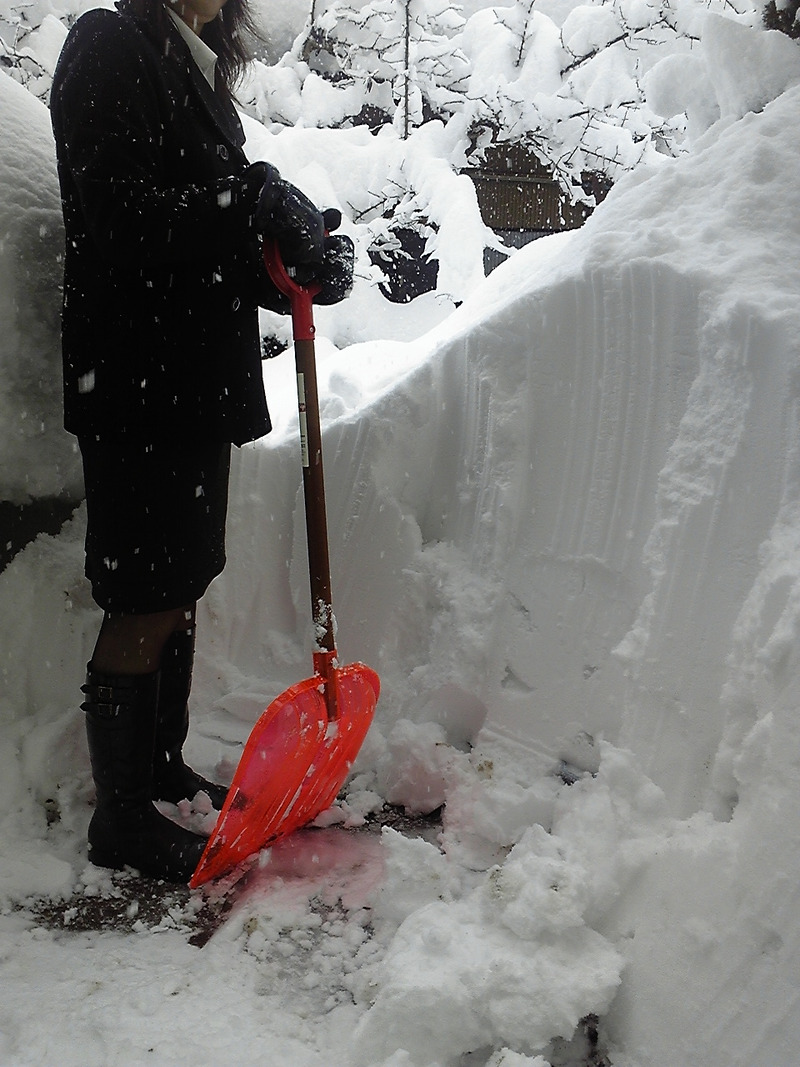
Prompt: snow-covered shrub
<box><xmin>305</xmin><ymin>0</ymin><xmax>469</xmax><ymax>137</ymax></box>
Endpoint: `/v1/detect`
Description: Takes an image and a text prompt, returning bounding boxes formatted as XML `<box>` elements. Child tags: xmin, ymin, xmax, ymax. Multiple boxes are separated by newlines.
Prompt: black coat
<box><xmin>50</xmin><ymin>3</ymin><xmax>274</xmax><ymax>445</ymax></box>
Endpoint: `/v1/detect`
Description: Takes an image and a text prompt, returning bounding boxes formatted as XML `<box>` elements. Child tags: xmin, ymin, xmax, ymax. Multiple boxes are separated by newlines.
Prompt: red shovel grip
<box><xmin>262</xmin><ymin>239</ymin><xmax>321</xmax><ymax>341</ymax></box>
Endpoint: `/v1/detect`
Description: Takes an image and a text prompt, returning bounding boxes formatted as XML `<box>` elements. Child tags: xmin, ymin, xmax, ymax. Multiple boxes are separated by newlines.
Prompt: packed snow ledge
<box><xmin>1</xmin><ymin>23</ymin><xmax>800</xmax><ymax>1067</ymax></box>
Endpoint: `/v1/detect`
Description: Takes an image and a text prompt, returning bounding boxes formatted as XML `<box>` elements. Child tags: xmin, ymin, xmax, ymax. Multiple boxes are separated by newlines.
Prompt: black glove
<box><xmin>255</xmin><ymin>163</ymin><xmax>326</xmax><ymax>268</ymax></box>
<box><xmin>313</xmin><ymin>235</ymin><xmax>354</xmax><ymax>304</ymax></box>
<box><xmin>289</xmin><ymin>209</ymin><xmax>354</xmax><ymax>306</ymax></box>
<box><xmin>316</xmin><ymin>233</ymin><xmax>355</xmax><ymax>305</ymax></box>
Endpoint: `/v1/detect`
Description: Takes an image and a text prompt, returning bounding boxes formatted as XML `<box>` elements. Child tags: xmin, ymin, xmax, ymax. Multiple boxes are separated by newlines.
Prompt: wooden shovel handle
<box><xmin>293</xmin><ymin>334</ymin><xmax>334</xmax><ymax>656</ymax></box>
<box><xmin>262</xmin><ymin>240</ymin><xmax>339</xmax><ymax>715</ymax></box>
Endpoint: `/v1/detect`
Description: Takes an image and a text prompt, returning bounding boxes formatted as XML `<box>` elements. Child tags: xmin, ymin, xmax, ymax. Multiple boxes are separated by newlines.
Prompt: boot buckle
<box><xmin>81</xmin><ymin>697</ymin><xmax>123</xmax><ymax>718</ymax></box>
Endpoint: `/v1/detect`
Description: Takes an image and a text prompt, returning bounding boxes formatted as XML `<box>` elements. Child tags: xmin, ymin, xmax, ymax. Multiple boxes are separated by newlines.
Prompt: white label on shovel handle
<box><xmin>297</xmin><ymin>373</ymin><xmax>309</xmax><ymax>468</ymax></box>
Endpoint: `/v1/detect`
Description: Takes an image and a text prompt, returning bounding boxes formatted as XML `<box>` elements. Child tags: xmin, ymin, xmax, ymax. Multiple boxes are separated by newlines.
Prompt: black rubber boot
<box><xmin>82</xmin><ymin>667</ymin><xmax>207</xmax><ymax>884</ymax></box>
<box><xmin>153</xmin><ymin>628</ymin><xmax>228</xmax><ymax>811</ymax></box>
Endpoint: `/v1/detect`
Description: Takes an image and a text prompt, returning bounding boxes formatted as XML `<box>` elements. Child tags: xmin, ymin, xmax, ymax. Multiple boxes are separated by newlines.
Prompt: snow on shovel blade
<box><xmin>189</xmin><ymin>662</ymin><xmax>379</xmax><ymax>888</ymax></box>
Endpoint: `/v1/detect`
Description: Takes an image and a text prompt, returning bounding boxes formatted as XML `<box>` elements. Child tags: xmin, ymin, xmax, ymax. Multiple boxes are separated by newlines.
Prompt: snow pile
<box><xmin>645</xmin><ymin>13</ymin><xmax>800</xmax><ymax>135</ymax></box>
<box><xmin>0</xmin><ymin>69</ymin><xmax>80</xmax><ymax>501</ymax></box>
<box><xmin>1</xmin><ymin>12</ymin><xmax>800</xmax><ymax>1067</ymax></box>
<box><xmin>353</xmin><ymin>825</ymin><xmax>623</xmax><ymax>1064</ymax></box>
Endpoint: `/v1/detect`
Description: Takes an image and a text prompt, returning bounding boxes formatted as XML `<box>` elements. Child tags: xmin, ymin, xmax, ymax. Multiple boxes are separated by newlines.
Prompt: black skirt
<box><xmin>79</xmin><ymin>435</ymin><xmax>232</xmax><ymax>614</ymax></box>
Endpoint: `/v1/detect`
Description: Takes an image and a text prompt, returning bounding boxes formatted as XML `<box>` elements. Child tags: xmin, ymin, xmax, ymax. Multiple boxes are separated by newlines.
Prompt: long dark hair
<box><xmin>122</xmin><ymin>0</ymin><xmax>259</xmax><ymax>98</ymax></box>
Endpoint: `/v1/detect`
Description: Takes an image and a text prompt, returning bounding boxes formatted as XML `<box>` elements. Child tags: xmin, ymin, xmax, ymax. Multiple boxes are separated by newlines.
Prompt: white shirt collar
<box><xmin>167</xmin><ymin>7</ymin><xmax>218</xmax><ymax>90</ymax></box>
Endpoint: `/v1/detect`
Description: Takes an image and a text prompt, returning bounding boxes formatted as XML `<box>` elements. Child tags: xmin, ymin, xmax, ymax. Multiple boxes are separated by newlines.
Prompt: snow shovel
<box><xmin>189</xmin><ymin>240</ymin><xmax>379</xmax><ymax>889</ymax></box>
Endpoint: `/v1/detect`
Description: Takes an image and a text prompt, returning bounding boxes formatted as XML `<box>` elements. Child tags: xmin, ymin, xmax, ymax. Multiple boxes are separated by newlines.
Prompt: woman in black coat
<box><xmin>50</xmin><ymin>0</ymin><xmax>353</xmax><ymax>882</ymax></box>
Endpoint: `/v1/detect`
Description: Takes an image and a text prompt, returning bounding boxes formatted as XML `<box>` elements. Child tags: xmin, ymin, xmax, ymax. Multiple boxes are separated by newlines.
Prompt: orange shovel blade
<box><xmin>189</xmin><ymin>662</ymin><xmax>379</xmax><ymax>888</ymax></box>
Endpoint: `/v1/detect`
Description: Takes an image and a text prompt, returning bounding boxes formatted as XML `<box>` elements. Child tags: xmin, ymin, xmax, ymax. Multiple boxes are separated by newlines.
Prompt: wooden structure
<box><xmin>464</xmin><ymin>141</ymin><xmax>590</xmax><ymax>232</ymax></box>
<box><xmin>463</xmin><ymin>141</ymin><xmax>607</xmax><ymax>272</ymax></box>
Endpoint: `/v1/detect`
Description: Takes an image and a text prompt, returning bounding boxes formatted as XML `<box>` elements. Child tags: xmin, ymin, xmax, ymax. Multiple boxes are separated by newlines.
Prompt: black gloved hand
<box><xmin>313</xmin><ymin>235</ymin><xmax>355</xmax><ymax>304</ymax></box>
<box><xmin>255</xmin><ymin>163</ymin><xmax>326</xmax><ymax>268</ymax></box>
<box><xmin>290</xmin><ymin>209</ymin><xmax>355</xmax><ymax>306</ymax></box>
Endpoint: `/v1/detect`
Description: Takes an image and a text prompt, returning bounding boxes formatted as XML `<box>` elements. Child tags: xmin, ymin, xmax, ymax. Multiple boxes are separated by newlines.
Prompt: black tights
<box><xmin>91</xmin><ymin>602</ymin><xmax>196</xmax><ymax>676</ymax></box>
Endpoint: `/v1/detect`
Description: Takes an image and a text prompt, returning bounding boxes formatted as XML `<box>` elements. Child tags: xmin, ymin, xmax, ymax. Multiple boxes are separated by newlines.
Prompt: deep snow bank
<box><xmin>0</xmin><ymin>71</ymin><xmax>81</xmax><ymax>502</ymax></box>
<box><xmin>216</xmin><ymin>84</ymin><xmax>800</xmax><ymax>1065</ymax></box>
<box><xmin>216</xmin><ymin>80</ymin><xmax>800</xmax><ymax>815</ymax></box>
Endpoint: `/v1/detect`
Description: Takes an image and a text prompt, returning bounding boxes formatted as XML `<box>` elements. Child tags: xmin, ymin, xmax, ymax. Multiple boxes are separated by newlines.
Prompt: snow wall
<box><xmin>2</xmin><ymin>35</ymin><xmax>800</xmax><ymax>1065</ymax></box>
<box><xmin>213</xmin><ymin>82</ymin><xmax>800</xmax><ymax>1063</ymax></box>
<box><xmin>0</xmin><ymin>71</ymin><xmax>81</xmax><ymax>502</ymax></box>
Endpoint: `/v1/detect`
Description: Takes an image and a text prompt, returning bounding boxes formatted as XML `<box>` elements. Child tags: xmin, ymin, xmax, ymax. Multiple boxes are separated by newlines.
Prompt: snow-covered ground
<box><xmin>2</xmin><ymin>6</ymin><xmax>800</xmax><ymax>1067</ymax></box>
